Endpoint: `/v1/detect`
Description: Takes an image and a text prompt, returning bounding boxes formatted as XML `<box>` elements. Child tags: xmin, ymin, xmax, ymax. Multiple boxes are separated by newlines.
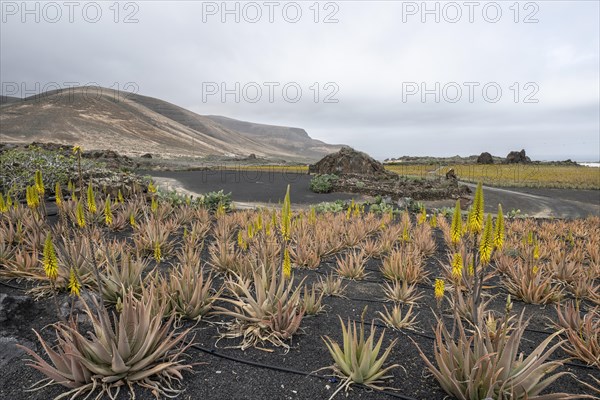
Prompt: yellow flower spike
<box><xmin>468</xmin><ymin>260</ymin><xmax>474</xmax><ymax>276</ymax></box>
<box><xmin>527</xmin><ymin>231</ymin><xmax>534</xmax><ymax>245</ymax></box>
<box><xmin>353</xmin><ymin>202</ymin><xmax>360</xmax><ymax>218</ymax></box>
<box><xmin>532</xmin><ymin>265</ymin><xmax>539</xmax><ymax>275</ymax></box>
<box><xmin>86</xmin><ymin>183</ymin><xmax>97</xmax><ymax>214</ymax></box>
<box><xmin>468</xmin><ymin>182</ymin><xmax>484</xmax><ymax>234</ymax></box>
<box><xmin>283</xmin><ymin>246</ymin><xmax>291</xmax><ymax>279</ymax></box>
<box><xmin>117</xmin><ymin>189</ymin><xmax>124</xmax><ymax>203</ymax></box>
<box><xmin>450</xmin><ymin>199</ymin><xmax>463</xmax><ymax>245</ymax></box>
<box><xmin>247</xmin><ymin>224</ymin><xmax>254</xmax><ymax>239</ymax></box>
<box><xmin>0</xmin><ymin>193</ymin><xmax>7</xmax><ymax>213</ymax></box>
<box><xmin>55</xmin><ymin>182</ymin><xmax>63</xmax><ymax>207</ymax></box>
<box><xmin>26</xmin><ymin>185</ymin><xmax>40</xmax><ymax>209</ymax></box>
<box><xmin>129</xmin><ymin>212</ymin><xmax>137</xmax><ymax>228</ymax></box>
<box><xmin>434</xmin><ymin>278</ymin><xmax>445</xmax><ymax>301</ymax></box>
<box><xmin>72</xmin><ymin>145</ymin><xmax>82</xmax><ymax>155</ymax></box>
<box><xmin>280</xmin><ymin>185</ymin><xmax>291</xmax><ymax>242</ymax></box>
<box><xmin>429</xmin><ymin>213</ymin><xmax>437</xmax><ymax>228</ymax></box>
<box><xmin>6</xmin><ymin>193</ymin><xmax>12</xmax><ymax>208</ymax></box>
<box><xmin>151</xmin><ymin>197</ymin><xmax>158</xmax><ymax>213</ymax></box>
<box><xmin>147</xmin><ymin>181</ymin><xmax>157</xmax><ymax>194</ymax></box>
<box><xmin>346</xmin><ymin>206</ymin><xmax>351</xmax><ymax>220</ymax></box>
<box><xmin>533</xmin><ymin>243</ymin><xmax>540</xmax><ymax>260</ymax></box>
<box><xmin>493</xmin><ymin>204</ymin><xmax>504</xmax><ymax>250</ymax></box>
<box><xmin>43</xmin><ymin>234</ymin><xmax>59</xmax><ymax>281</ymax></box>
<box><xmin>309</xmin><ymin>207</ymin><xmax>316</xmax><ymax>224</ymax></box>
<box><xmin>76</xmin><ymin>202</ymin><xmax>86</xmax><ymax>228</ymax></box>
<box><xmin>417</xmin><ymin>206</ymin><xmax>427</xmax><ymax>225</ymax></box>
<box><xmin>479</xmin><ymin>214</ymin><xmax>494</xmax><ymax>265</ymax></box>
<box><xmin>104</xmin><ymin>195</ymin><xmax>113</xmax><ymax>226</ymax></box>
<box><xmin>34</xmin><ymin>170</ymin><xmax>45</xmax><ymax>196</ymax></box>
<box><xmin>256</xmin><ymin>213</ymin><xmax>263</xmax><ymax>231</ymax></box>
<box><xmin>68</xmin><ymin>267</ymin><xmax>81</xmax><ymax>297</ymax></box>
<box><xmin>154</xmin><ymin>241</ymin><xmax>162</xmax><ymax>262</ymax></box>
<box><xmin>402</xmin><ymin>224</ymin><xmax>410</xmax><ymax>243</ymax></box>
<box><xmin>451</xmin><ymin>253</ymin><xmax>463</xmax><ymax>279</ymax></box>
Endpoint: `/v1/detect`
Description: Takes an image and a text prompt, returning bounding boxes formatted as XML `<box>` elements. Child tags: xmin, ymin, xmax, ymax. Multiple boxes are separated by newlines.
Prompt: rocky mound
<box><xmin>505</xmin><ymin>149</ymin><xmax>531</xmax><ymax>164</ymax></box>
<box><xmin>309</xmin><ymin>147</ymin><xmax>470</xmax><ymax>201</ymax></box>
<box><xmin>309</xmin><ymin>146</ymin><xmax>394</xmax><ymax>178</ymax></box>
<box><xmin>477</xmin><ymin>152</ymin><xmax>494</xmax><ymax>164</ymax></box>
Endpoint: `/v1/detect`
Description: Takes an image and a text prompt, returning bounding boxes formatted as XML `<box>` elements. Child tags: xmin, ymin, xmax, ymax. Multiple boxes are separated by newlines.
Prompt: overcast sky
<box><xmin>1</xmin><ymin>1</ymin><xmax>599</xmax><ymax>161</ymax></box>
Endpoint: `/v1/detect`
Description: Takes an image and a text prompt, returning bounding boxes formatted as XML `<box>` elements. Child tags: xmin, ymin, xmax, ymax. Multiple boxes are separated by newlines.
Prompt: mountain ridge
<box><xmin>0</xmin><ymin>87</ymin><xmax>340</xmax><ymax>161</ymax></box>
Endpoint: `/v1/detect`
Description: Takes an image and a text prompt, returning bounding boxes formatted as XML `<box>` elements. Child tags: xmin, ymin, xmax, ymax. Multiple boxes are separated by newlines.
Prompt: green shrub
<box><xmin>309</xmin><ymin>174</ymin><xmax>338</xmax><ymax>193</ymax></box>
<box><xmin>200</xmin><ymin>190</ymin><xmax>232</xmax><ymax>211</ymax></box>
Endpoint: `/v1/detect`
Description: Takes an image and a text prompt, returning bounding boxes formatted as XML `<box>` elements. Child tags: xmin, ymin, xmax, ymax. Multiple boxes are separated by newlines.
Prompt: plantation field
<box><xmin>386</xmin><ymin>164</ymin><xmax>600</xmax><ymax>190</ymax></box>
<box><xmin>0</xmin><ymin>177</ymin><xmax>599</xmax><ymax>399</ymax></box>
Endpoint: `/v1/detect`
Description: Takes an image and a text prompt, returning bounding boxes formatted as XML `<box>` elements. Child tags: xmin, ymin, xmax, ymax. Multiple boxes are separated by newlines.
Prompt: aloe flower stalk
<box><xmin>450</xmin><ymin>200</ymin><xmax>462</xmax><ymax>245</ymax></box>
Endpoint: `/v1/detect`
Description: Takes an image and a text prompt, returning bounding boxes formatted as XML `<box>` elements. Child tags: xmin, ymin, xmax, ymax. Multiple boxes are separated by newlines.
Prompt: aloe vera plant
<box><xmin>18</xmin><ymin>291</ymin><xmax>193</xmax><ymax>399</ymax></box>
<box><xmin>322</xmin><ymin>317</ymin><xmax>399</xmax><ymax>398</ymax></box>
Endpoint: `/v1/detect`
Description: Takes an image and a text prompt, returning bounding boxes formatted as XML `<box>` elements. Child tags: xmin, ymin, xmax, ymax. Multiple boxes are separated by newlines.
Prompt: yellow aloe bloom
<box><xmin>237</xmin><ymin>231</ymin><xmax>247</xmax><ymax>250</ymax></box>
<box><xmin>283</xmin><ymin>246</ymin><xmax>291</xmax><ymax>279</ymax></box>
<box><xmin>43</xmin><ymin>234</ymin><xmax>59</xmax><ymax>281</ymax></box>
<box><xmin>5</xmin><ymin>193</ymin><xmax>13</xmax><ymax>208</ymax></box>
<box><xmin>247</xmin><ymin>224</ymin><xmax>254</xmax><ymax>239</ymax></box>
<box><xmin>479</xmin><ymin>214</ymin><xmax>494</xmax><ymax>265</ymax></box>
<box><xmin>417</xmin><ymin>206</ymin><xmax>427</xmax><ymax>225</ymax></box>
<box><xmin>0</xmin><ymin>193</ymin><xmax>7</xmax><ymax>213</ymax></box>
<box><xmin>468</xmin><ymin>182</ymin><xmax>484</xmax><ymax>234</ymax></box>
<box><xmin>26</xmin><ymin>185</ymin><xmax>40</xmax><ymax>209</ymax></box>
<box><xmin>532</xmin><ymin>265</ymin><xmax>539</xmax><ymax>274</ymax></box>
<box><xmin>451</xmin><ymin>253</ymin><xmax>463</xmax><ymax>279</ymax></box>
<box><xmin>104</xmin><ymin>195</ymin><xmax>113</xmax><ymax>226</ymax></box>
<box><xmin>55</xmin><ymin>182</ymin><xmax>63</xmax><ymax>207</ymax></box>
<box><xmin>493</xmin><ymin>204</ymin><xmax>504</xmax><ymax>250</ymax></box>
<box><xmin>148</xmin><ymin>181</ymin><xmax>157</xmax><ymax>194</ymax></box>
<box><xmin>450</xmin><ymin>199</ymin><xmax>462</xmax><ymax>245</ymax></box>
<box><xmin>34</xmin><ymin>170</ymin><xmax>45</xmax><ymax>196</ymax></box>
<box><xmin>309</xmin><ymin>207</ymin><xmax>316</xmax><ymax>224</ymax></box>
<box><xmin>346</xmin><ymin>205</ymin><xmax>351</xmax><ymax>220</ymax></box>
<box><xmin>72</xmin><ymin>145</ymin><xmax>82</xmax><ymax>155</ymax></box>
<box><xmin>533</xmin><ymin>243</ymin><xmax>540</xmax><ymax>260</ymax></box>
<box><xmin>527</xmin><ymin>231</ymin><xmax>534</xmax><ymax>245</ymax></box>
<box><xmin>468</xmin><ymin>260</ymin><xmax>474</xmax><ymax>276</ymax></box>
<box><xmin>86</xmin><ymin>183</ymin><xmax>97</xmax><ymax>214</ymax></box>
<box><xmin>401</xmin><ymin>224</ymin><xmax>410</xmax><ymax>243</ymax></box>
<box><xmin>429</xmin><ymin>213</ymin><xmax>437</xmax><ymax>228</ymax></box>
<box><xmin>216</xmin><ymin>203</ymin><xmax>226</xmax><ymax>217</ymax></box>
<box><xmin>280</xmin><ymin>185</ymin><xmax>291</xmax><ymax>242</ymax></box>
<box><xmin>154</xmin><ymin>241</ymin><xmax>162</xmax><ymax>262</ymax></box>
<box><xmin>129</xmin><ymin>212</ymin><xmax>137</xmax><ymax>228</ymax></box>
<box><xmin>117</xmin><ymin>189</ymin><xmax>124</xmax><ymax>203</ymax></box>
<box><xmin>256</xmin><ymin>213</ymin><xmax>263</xmax><ymax>231</ymax></box>
<box><xmin>76</xmin><ymin>202</ymin><xmax>86</xmax><ymax>228</ymax></box>
<box><xmin>434</xmin><ymin>278</ymin><xmax>445</xmax><ymax>301</ymax></box>
<box><xmin>151</xmin><ymin>197</ymin><xmax>158</xmax><ymax>213</ymax></box>
<box><xmin>68</xmin><ymin>267</ymin><xmax>81</xmax><ymax>297</ymax></box>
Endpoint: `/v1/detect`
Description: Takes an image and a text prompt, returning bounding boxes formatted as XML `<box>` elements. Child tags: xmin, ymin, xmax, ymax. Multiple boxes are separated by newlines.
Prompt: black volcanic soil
<box><xmin>1</xmin><ymin>211</ymin><xmax>598</xmax><ymax>400</ymax></box>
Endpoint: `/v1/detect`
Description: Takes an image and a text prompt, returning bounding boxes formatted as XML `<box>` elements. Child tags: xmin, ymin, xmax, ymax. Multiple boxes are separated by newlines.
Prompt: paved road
<box><xmin>463</xmin><ymin>183</ymin><xmax>599</xmax><ymax>219</ymax></box>
<box><xmin>148</xmin><ymin>170</ymin><xmax>599</xmax><ymax>218</ymax></box>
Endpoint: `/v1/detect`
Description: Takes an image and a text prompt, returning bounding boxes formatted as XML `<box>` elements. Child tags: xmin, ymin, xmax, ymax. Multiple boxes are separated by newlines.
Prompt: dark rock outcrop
<box><xmin>477</xmin><ymin>152</ymin><xmax>494</xmax><ymax>164</ymax></box>
<box><xmin>309</xmin><ymin>147</ymin><xmax>393</xmax><ymax>178</ymax></box>
<box><xmin>505</xmin><ymin>149</ymin><xmax>531</xmax><ymax>164</ymax></box>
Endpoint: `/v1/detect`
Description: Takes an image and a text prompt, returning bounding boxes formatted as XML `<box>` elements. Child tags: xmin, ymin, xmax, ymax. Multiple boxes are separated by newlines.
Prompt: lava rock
<box><xmin>477</xmin><ymin>152</ymin><xmax>494</xmax><ymax>164</ymax></box>
<box><xmin>309</xmin><ymin>146</ymin><xmax>393</xmax><ymax>178</ymax></box>
<box><xmin>505</xmin><ymin>149</ymin><xmax>531</xmax><ymax>164</ymax></box>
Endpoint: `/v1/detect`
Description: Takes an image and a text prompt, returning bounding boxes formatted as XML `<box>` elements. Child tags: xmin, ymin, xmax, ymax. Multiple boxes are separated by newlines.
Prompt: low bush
<box><xmin>309</xmin><ymin>174</ymin><xmax>338</xmax><ymax>193</ymax></box>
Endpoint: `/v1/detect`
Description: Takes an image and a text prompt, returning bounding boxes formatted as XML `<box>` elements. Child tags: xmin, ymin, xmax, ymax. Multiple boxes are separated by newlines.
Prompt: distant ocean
<box><xmin>580</xmin><ymin>162</ymin><xmax>600</xmax><ymax>168</ymax></box>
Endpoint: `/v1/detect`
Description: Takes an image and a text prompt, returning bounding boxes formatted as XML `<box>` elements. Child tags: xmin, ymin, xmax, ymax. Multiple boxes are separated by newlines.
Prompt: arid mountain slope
<box><xmin>0</xmin><ymin>87</ymin><xmax>339</xmax><ymax>161</ymax></box>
